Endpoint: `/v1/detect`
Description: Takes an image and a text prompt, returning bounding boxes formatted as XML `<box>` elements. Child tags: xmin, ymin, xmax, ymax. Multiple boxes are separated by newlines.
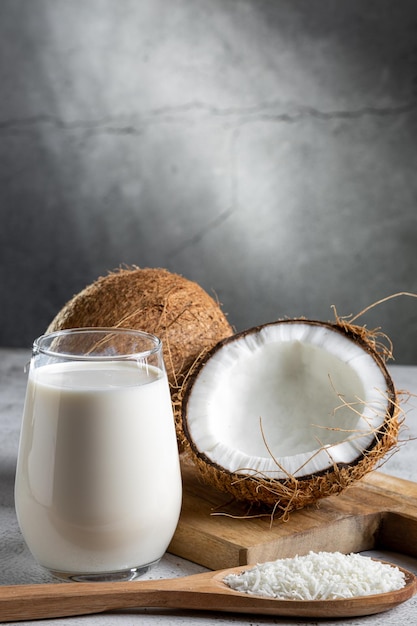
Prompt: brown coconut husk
<box><xmin>180</xmin><ymin>318</ymin><xmax>402</xmax><ymax>521</ymax></box>
<box><xmin>47</xmin><ymin>266</ymin><xmax>233</xmax><ymax>437</ymax></box>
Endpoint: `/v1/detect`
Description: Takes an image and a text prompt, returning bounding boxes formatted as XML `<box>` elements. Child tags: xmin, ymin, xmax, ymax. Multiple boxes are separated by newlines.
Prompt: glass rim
<box><xmin>33</xmin><ymin>327</ymin><xmax>162</xmax><ymax>361</ymax></box>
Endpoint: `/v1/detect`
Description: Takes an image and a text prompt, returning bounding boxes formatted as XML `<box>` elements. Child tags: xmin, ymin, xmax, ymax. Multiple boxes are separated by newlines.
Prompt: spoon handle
<box><xmin>0</xmin><ymin>572</ymin><xmax>238</xmax><ymax>622</ymax></box>
<box><xmin>1</xmin><ymin>566</ymin><xmax>417</xmax><ymax>622</ymax></box>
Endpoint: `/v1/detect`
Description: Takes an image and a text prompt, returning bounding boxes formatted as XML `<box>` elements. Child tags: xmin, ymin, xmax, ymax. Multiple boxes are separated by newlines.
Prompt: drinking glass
<box><xmin>15</xmin><ymin>328</ymin><xmax>182</xmax><ymax>582</ymax></box>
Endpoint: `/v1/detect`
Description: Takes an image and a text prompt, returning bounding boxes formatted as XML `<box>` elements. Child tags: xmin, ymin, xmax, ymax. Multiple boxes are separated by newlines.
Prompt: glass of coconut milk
<box><xmin>15</xmin><ymin>328</ymin><xmax>182</xmax><ymax>582</ymax></box>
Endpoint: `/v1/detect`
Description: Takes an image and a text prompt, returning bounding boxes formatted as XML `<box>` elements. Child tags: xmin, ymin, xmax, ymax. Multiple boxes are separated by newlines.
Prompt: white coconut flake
<box><xmin>223</xmin><ymin>552</ymin><xmax>406</xmax><ymax>601</ymax></box>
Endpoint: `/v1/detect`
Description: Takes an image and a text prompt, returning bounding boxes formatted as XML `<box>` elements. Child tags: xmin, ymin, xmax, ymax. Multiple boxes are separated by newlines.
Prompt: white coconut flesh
<box><xmin>184</xmin><ymin>322</ymin><xmax>391</xmax><ymax>480</ymax></box>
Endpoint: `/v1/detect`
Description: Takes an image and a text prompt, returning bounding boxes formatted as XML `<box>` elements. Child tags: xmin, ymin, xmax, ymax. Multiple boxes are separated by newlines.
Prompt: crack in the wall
<box><xmin>1</xmin><ymin>98</ymin><xmax>415</xmax><ymax>254</ymax></box>
<box><xmin>167</xmin><ymin>206</ymin><xmax>235</xmax><ymax>259</ymax></box>
<box><xmin>0</xmin><ymin>98</ymin><xmax>416</xmax><ymax>136</ymax></box>
<box><xmin>0</xmin><ymin>114</ymin><xmax>144</xmax><ymax>136</ymax></box>
<box><xmin>167</xmin><ymin>126</ymin><xmax>242</xmax><ymax>258</ymax></box>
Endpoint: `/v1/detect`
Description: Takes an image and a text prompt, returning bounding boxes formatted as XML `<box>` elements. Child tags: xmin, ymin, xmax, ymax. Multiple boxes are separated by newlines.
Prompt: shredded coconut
<box><xmin>223</xmin><ymin>551</ymin><xmax>406</xmax><ymax>601</ymax></box>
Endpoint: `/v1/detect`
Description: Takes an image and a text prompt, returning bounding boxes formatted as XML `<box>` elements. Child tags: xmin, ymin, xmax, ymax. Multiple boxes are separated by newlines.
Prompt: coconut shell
<box><xmin>181</xmin><ymin>319</ymin><xmax>401</xmax><ymax>519</ymax></box>
<box><xmin>47</xmin><ymin>267</ymin><xmax>233</xmax><ymax>391</ymax></box>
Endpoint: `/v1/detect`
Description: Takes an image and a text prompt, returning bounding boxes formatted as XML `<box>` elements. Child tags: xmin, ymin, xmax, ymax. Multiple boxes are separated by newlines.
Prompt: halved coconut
<box><xmin>181</xmin><ymin>319</ymin><xmax>399</xmax><ymax>517</ymax></box>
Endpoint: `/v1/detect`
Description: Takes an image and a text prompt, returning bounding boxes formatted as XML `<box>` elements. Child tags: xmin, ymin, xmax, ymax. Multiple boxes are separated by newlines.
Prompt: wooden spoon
<box><xmin>1</xmin><ymin>561</ymin><xmax>416</xmax><ymax>622</ymax></box>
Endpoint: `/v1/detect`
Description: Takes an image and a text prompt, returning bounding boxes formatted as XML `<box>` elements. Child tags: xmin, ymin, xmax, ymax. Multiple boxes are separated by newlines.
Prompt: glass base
<box><xmin>49</xmin><ymin>559</ymin><xmax>160</xmax><ymax>582</ymax></box>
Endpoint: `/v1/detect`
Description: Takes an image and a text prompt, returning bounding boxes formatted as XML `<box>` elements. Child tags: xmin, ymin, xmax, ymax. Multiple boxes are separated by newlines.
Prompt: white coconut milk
<box><xmin>15</xmin><ymin>360</ymin><xmax>182</xmax><ymax>575</ymax></box>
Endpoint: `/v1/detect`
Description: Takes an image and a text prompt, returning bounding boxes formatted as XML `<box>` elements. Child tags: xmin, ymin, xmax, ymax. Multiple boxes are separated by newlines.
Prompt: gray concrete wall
<box><xmin>1</xmin><ymin>0</ymin><xmax>416</xmax><ymax>362</ymax></box>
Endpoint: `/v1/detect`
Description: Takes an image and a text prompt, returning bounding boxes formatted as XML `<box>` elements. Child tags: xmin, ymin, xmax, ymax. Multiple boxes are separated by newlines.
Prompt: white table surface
<box><xmin>1</xmin><ymin>347</ymin><xmax>417</xmax><ymax>625</ymax></box>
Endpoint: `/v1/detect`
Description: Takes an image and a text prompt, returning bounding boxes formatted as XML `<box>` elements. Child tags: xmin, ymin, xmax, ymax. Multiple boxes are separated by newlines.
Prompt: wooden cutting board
<box><xmin>168</xmin><ymin>461</ymin><xmax>417</xmax><ymax>570</ymax></box>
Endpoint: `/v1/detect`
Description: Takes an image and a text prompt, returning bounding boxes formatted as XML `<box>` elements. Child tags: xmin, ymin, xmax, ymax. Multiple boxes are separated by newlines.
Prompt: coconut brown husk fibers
<box><xmin>181</xmin><ymin>317</ymin><xmax>404</xmax><ymax>521</ymax></box>
<box><xmin>46</xmin><ymin>267</ymin><xmax>233</xmax><ymax>432</ymax></box>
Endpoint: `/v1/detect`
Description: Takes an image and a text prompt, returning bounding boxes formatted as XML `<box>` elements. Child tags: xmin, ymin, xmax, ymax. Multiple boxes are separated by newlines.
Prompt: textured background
<box><xmin>1</xmin><ymin>0</ymin><xmax>416</xmax><ymax>362</ymax></box>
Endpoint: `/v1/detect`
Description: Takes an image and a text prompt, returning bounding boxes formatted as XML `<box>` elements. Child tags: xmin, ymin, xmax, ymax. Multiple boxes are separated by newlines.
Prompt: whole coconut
<box><xmin>47</xmin><ymin>267</ymin><xmax>233</xmax><ymax>392</ymax></box>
